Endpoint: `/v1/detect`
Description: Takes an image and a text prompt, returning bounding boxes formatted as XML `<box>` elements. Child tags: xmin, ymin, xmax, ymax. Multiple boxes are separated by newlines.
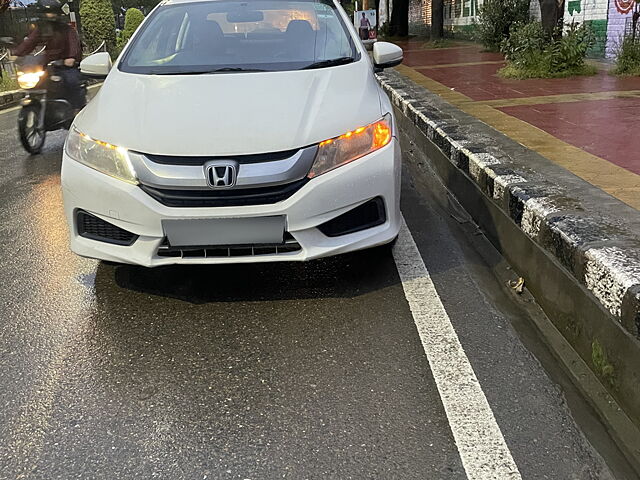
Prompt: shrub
<box><xmin>0</xmin><ymin>74</ymin><xmax>18</xmax><ymax>92</ymax></box>
<box><xmin>80</xmin><ymin>0</ymin><xmax>117</xmax><ymax>53</ymax></box>
<box><xmin>123</xmin><ymin>8</ymin><xmax>144</xmax><ymax>35</ymax></box>
<box><xmin>378</xmin><ymin>22</ymin><xmax>390</xmax><ymax>38</ymax></box>
<box><xmin>499</xmin><ymin>21</ymin><xmax>596</xmax><ymax>78</ymax></box>
<box><xmin>548</xmin><ymin>22</ymin><xmax>594</xmax><ymax>72</ymax></box>
<box><xmin>500</xmin><ymin>21</ymin><xmax>547</xmax><ymax>69</ymax></box>
<box><xmin>476</xmin><ymin>0</ymin><xmax>530</xmax><ymax>52</ymax></box>
<box><xmin>116</xmin><ymin>8</ymin><xmax>144</xmax><ymax>55</ymax></box>
<box><xmin>613</xmin><ymin>36</ymin><xmax>640</xmax><ymax>75</ymax></box>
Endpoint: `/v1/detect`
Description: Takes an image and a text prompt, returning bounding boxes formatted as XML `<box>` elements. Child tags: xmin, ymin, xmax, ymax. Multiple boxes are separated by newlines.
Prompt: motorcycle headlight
<box><xmin>65</xmin><ymin>127</ymin><xmax>137</xmax><ymax>184</ymax></box>
<box><xmin>17</xmin><ymin>70</ymin><xmax>45</xmax><ymax>89</ymax></box>
<box><xmin>308</xmin><ymin>114</ymin><xmax>393</xmax><ymax>178</ymax></box>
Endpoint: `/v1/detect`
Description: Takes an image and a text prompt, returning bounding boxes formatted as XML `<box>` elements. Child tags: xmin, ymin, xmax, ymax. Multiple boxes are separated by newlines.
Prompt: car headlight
<box><xmin>17</xmin><ymin>70</ymin><xmax>44</xmax><ymax>89</ymax></box>
<box><xmin>65</xmin><ymin>127</ymin><xmax>137</xmax><ymax>184</ymax></box>
<box><xmin>308</xmin><ymin>114</ymin><xmax>392</xmax><ymax>178</ymax></box>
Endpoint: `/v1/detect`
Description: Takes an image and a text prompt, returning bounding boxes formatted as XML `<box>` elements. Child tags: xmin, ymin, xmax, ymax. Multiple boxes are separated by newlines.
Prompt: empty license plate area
<box><xmin>162</xmin><ymin>216</ymin><xmax>286</xmax><ymax>247</ymax></box>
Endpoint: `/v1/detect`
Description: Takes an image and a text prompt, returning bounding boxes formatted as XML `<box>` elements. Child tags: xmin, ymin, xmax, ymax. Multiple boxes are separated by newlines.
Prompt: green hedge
<box><xmin>613</xmin><ymin>36</ymin><xmax>640</xmax><ymax>75</ymax></box>
<box><xmin>0</xmin><ymin>75</ymin><xmax>19</xmax><ymax>93</ymax></box>
<box><xmin>500</xmin><ymin>21</ymin><xmax>597</xmax><ymax>78</ymax></box>
<box><xmin>116</xmin><ymin>8</ymin><xmax>144</xmax><ymax>55</ymax></box>
<box><xmin>80</xmin><ymin>0</ymin><xmax>117</xmax><ymax>53</ymax></box>
<box><xmin>476</xmin><ymin>0</ymin><xmax>529</xmax><ymax>51</ymax></box>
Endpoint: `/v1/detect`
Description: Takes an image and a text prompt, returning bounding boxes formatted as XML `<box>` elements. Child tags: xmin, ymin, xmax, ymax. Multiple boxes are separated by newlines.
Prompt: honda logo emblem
<box><xmin>204</xmin><ymin>160</ymin><xmax>238</xmax><ymax>188</ymax></box>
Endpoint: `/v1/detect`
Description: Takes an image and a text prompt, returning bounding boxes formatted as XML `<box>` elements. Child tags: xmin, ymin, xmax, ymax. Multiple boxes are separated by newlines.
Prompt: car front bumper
<box><xmin>61</xmin><ymin>140</ymin><xmax>401</xmax><ymax>267</ymax></box>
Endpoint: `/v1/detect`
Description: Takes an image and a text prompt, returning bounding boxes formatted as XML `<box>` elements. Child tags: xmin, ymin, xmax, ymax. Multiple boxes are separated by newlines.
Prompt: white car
<box><xmin>62</xmin><ymin>0</ymin><xmax>403</xmax><ymax>266</ymax></box>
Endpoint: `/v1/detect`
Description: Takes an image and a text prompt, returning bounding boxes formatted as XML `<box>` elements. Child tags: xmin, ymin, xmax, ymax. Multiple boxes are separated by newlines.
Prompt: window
<box><xmin>120</xmin><ymin>0</ymin><xmax>358</xmax><ymax>74</ymax></box>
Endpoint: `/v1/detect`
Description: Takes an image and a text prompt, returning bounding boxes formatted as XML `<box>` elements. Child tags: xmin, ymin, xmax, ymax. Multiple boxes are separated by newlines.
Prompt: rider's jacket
<box><xmin>12</xmin><ymin>22</ymin><xmax>82</xmax><ymax>64</ymax></box>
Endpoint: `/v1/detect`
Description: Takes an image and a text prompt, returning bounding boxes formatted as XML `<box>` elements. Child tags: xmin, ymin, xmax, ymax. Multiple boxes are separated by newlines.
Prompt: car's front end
<box><xmin>63</xmin><ymin>127</ymin><xmax>400</xmax><ymax>266</ymax></box>
<box><xmin>62</xmin><ymin>0</ymin><xmax>402</xmax><ymax>266</ymax></box>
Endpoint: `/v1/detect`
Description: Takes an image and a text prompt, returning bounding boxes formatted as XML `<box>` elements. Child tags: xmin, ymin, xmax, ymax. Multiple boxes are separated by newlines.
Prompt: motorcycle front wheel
<box><xmin>19</xmin><ymin>105</ymin><xmax>46</xmax><ymax>154</ymax></box>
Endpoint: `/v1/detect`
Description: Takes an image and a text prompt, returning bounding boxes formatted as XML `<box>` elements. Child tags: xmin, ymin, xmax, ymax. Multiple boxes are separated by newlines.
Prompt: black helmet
<box><xmin>36</xmin><ymin>0</ymin><xmax>64</xmax><ymax>19</ymax></box>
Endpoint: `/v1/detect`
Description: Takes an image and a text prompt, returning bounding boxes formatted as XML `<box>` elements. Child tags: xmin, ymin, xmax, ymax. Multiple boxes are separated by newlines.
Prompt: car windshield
<box><xmin>119</xmin><ymin>0</ymin><xmax>359</xmax><ymax>74</ymax></box>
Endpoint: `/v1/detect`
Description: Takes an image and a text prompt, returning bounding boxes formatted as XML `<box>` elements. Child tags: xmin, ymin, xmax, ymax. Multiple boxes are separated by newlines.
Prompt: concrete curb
<box><xmin>378</xmin><ymin>69</ymin><xmax>640</xmax><ymax>461</ymax></box>
<box><xmin>0</xmin><ymin>89</ymin><xmax>25</xmax><ymax>110</ymax></box>
<box><xmin>380</xmin><ymin>70</ymin><xmax>640</xmax><ymax>339</ymax></box>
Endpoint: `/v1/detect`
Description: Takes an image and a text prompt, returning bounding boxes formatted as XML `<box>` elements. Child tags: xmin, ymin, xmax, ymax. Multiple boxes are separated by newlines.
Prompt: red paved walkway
<box><xmin>395</xmin><ymin>41</ymin><xmax>640</xmax><ymax>191</ymax></box>
<box><xmin>499</xmin><ymin>97</ymin><xmax>640</xmax><ymax>175</ymax></box>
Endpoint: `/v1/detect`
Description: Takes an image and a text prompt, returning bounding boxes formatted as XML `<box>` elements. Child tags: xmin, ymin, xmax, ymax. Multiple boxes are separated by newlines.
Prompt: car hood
<box><xmin>76</xmin><ymin>61</ymin><xmax>384</xmax><ymax>156</ymax></box>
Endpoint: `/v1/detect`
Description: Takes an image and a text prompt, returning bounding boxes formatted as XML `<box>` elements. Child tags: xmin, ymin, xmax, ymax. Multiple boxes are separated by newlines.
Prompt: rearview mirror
<box><xmin>226</xmin><ymin>9</ymin><xmax>264</xmax><ymax>23</ymax></box>
<box><xmin>373</xmin><ymin>42</ymin><xmax>403</xmax><ymax>70</ymax></box>
<box><xmin>80</xmin><ymin>52</ymin><xmax>112</xmax><ymax>78</ymax></box>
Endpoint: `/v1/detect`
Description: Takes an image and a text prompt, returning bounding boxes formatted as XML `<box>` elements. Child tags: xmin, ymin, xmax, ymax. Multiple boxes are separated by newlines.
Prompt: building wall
<box><xmin>443</xmin><ymin>0</ymin><xmax>481</xmax><ymax>37</ymax></box>
<box><xmin>407</xmin><ymin>0</ymin><xmax>627</xmax><ymax>57</ymax></box>
<box><xmin>564</xmin><ymin>0</ymin><xmax>609</xmax><ymax>56</ymax></box>
<box><xmin>440</xmin><ymin>0</ymin><xmax>539</xmax><ymax>32</ymax></box>
<box><xmin>409</xmin><ymin>0</ymin><xmax>430</xmax><ymax>35</ymax></box>
<box><xmin>605</xmin><ymin>0</ymin><xmax>634</xmax><ymax>55</ymax></box>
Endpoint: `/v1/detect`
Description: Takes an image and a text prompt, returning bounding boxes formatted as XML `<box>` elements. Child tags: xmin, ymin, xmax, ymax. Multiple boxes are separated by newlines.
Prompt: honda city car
<box><xmin>62</xmin><ymin>0</ymin><xmax>403</xmax><ymax>266</ymax></box>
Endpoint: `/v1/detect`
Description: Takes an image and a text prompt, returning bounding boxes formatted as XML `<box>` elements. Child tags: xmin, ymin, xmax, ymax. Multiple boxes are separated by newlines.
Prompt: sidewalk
<box><xmin>393</xmin><ymin>40</ymin><xmax>640</xmax><ymax>210</ymax></box>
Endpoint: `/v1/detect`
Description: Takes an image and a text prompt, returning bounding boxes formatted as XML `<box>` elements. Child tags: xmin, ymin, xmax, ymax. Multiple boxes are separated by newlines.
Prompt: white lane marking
<box><xmin>0</xmin><ymin>105</ymin><xmax>21</xmax><ymax>115</ymax></box>
<box><xmin>0</xmin><ymin>83</ymin><xmax>101</xmax><ymax>116</ymax></box>
<box><xmin>393</xmin><ymin>217</ymin><xmax>522</xmax><ymax>480</ymax></box>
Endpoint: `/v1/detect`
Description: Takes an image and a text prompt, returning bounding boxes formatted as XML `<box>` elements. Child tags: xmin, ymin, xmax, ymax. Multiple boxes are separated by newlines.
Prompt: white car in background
<box><xmin>62</xmin><ymin>0</ymin><xmax>403</xmax><ymax>266</ymax></box>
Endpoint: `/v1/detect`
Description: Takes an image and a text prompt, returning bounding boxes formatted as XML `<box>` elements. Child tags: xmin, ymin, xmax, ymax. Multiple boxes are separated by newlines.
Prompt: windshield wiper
<box><xmin>206</xmin><ymin>67</ymin><xmax>267</xmax><ymax>73</ymax></box>
<box><xmin>302</xmin><ymin>57</ymin><xmax>354</xmax><ymax>70</ymax></box>
<box><xmin>156</xmin><ymin>67</ymin><xmax>267</xmax><ymax>75</ymax></box>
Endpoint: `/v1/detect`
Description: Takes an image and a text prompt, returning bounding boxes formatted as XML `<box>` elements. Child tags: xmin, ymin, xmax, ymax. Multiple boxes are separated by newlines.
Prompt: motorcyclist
<box><xmin>10</xmin><ymin>0</ymin><xmax>84</xmax><ymax>110</ymax></box>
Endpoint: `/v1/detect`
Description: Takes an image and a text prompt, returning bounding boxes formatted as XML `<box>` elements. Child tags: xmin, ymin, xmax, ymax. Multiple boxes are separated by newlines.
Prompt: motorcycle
<box><xmin>15</xmin><ymin>54</ymin><xmax>87</xmax><ymax>154</ymax></box>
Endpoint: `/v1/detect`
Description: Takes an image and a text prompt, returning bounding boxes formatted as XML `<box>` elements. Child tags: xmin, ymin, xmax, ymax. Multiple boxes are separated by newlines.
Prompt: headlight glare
<box><xmin>308</xmin><ymin>114</ymin><xmax>392</xmax><ymax>178</ymax></box>
<box><xmin>65</xmin><ymin>128</ymin><xmax>137</xmax><ymax>184</ymax></box>
<box><xmin>17</xmin><ymin>70</ymin><xmax>44</xmax><ymax>89</ymax></box>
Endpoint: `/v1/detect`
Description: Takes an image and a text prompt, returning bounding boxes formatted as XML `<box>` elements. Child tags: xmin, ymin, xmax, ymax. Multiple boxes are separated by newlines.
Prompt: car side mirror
<box><xmin>80</xmin><ymin>52</ymin><xmax>112</xmax><ymax>78</ymax></box>
<box><xmin>373</xmin><ymin>42</ymin><xmax>403</xmax><ymax>71</ymax></box>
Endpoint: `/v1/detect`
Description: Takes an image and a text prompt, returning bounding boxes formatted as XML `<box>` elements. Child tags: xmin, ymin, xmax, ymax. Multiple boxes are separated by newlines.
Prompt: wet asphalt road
<box><xmin>0</xmin><ymin>103</ymin><xmax>624</xmax><ymax>479</ymax></box>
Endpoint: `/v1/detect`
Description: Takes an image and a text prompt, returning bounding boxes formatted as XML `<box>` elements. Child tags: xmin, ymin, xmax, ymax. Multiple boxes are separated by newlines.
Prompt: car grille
<box><xmin>143</xmin><ymin>149</ymin><xmax>300</xmax><ymax>166</ymax></box>
<box><xmin>140</xmin><ymin>179</ymin><xmax>308</xmax><ymax>208</ymax></box>
<box><xmin>76</xmin><ymin>210</ymin><xmax>138</xmax><ymax>246</ymax></box>
<box><xmin>157</xmin><ymin>233</ymin><xmax>302</xmax><ymax>258</ymax></box>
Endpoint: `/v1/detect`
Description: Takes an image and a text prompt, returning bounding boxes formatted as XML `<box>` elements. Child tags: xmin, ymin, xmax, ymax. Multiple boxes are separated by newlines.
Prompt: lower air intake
<box><xmin>318</xmin><ymin>197</ymin><xmax>386</xmax><ymax>237</ymax></box>
<box><xmin>76</xmin><ymin>210</ymin><xmax>138</xmax><ymax>246</ymax></box>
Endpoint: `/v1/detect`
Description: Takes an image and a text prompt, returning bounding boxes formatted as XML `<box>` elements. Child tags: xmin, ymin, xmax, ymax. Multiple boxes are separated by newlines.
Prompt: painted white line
<box><xmin>0</xmin><ymin>105</ymin><xmax>21</xmax><ymax>115</ymax></box>
<box><xmin>393</xmin><ymin>217</ymin><xmax>522</xmax><ymax>480</ymax></box>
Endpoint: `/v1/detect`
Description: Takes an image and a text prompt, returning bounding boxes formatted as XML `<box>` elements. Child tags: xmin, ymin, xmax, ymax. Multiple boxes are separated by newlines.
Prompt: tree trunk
<box><xmin>539</xmin><ymin>0</ymin><xmax>559</xmax><ymax>37</ymax></box>
<box><xmin>432</xmin><ymin>0</ymin><xmax>444</xmax><ymax>39</ymax></box>
<box><xmin>389</xmin><ymin>0</ymin><xmax>408</xmax><ymax>36</ymax></box>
